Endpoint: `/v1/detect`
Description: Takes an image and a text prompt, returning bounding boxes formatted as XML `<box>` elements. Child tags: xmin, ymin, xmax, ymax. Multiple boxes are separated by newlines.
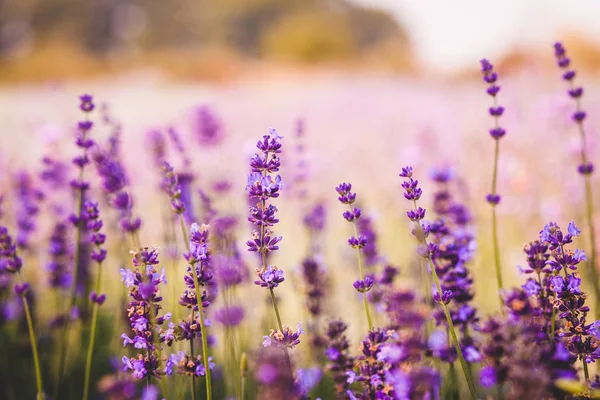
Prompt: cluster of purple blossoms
<box><xmin>246</xmin><ymin>128</ymin><xmax>284</xmax><ymax>283</ymax></box>
<box><xmin>263</xmin><ymin>323</ymin><xmax>304</xmax><ymax>349</ymax></box>
<box><xmin>91</xmin><ymin>148</ymin><xmax>142</xmax><ymax>238</ymax></box>
<box><xmin>256</xmin><ymin>347</ymin><xmax>298</xmax><ymax>399</ymax></box>
<box><xmin>120</xmin><ymin>248</ymin><xmax>170</xmax><ymax>380</ymax></box>
<box><xmin>554</xmin><ymin>42</ymin><xmax>591</xmax><ymax>175</ymax></box>
<box><xmin>324</xmin><ymin>319</ymin><xmax>355</xmax><ymax>395</ymax></box>
<box><xmin>40</xmin><ymin>156</ymin><xmax>68</xmax><ymax>191</ymax></box>
<box><xmin>180</xmin><ymin>223</ymin><xmax>215</xmax><ymax>313</ymax></box>
<box><xmin>146</xmin><ymin>129</ymin><xmax>166</xmax><ymax>169</ymax></box>
<box><xmin>479</xmin><ymin>289</ymin><xmax>577</xmax><ymax>398</ymax></box>
<box><xmin>379</xmin><ymin>289</ymin><xmax>440</xmax><ymax>399</ymax></box>
<box><xmin>521</xmin><ymin>222</ymin><xmax>600</xmax><ymax>366</ymax></box>
<box><xmin>0</xmin><ymin>226</ymin><xmax>24</xmax><ymax>277</ymax></box>
<box><xmin>14</xmin><ymin>171</ymin><xmax>44</xmax><ymax>250</ymax></box>
<box><xmin>160</xmin><ymin>162</ymin><xmax>185</xmax><ymax>215</ymax></box>
<box><xmin>46</xmin><ymin>221</ymin><xmax>72</xmax><ymax>290</ymax></box>
<box><xmin>346</xmin><ymin>329</ymin><xmax>390</xmax><ymax>399</ymax></box>
<box><xmin>428</xmin><ymin>171</ymin><xmax>480</xmax><ymax>363</ymax></box>
<box><xmin>166</xmin><ymin>351</ymin><xmax>215</xmax><ymax>378</ymax></box>
<box><xmin>84</xmin><ymin>201</ymin><xmax>107</xmax><ymax>304</ymax></box>
<box><xmin>193</xmin><ymin>105</ymin><xmax>224</xmax><ymax>147</ymax></box>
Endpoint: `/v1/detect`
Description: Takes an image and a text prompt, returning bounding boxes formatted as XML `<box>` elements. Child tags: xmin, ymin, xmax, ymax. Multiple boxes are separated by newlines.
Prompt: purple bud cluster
<box><xmin>428</xmin><ymin>172</ymin><xmax>480</xmax><ymax>363</ymax></box>
<box><xmin>479</xmin><ymin>292</ymin><xmax>577</xmax><ymax>398</ymax></box>
<box><xmin>14</xmin><ymin>171</ymin><xmax>44</xmax><ymax>250</ymax></box>
<box><xmin>193</xmin><ymin>106</ymin><xmax>224</xmax><ymax>147</ymax></box>
<box><xmin>160</xmin><ymin>162</ymin><xmax>185</xmax><ymax>215</ymax></box>
<box><xmin>346</xmin><ymin>329</ymin><xmax>390</xmax><ymax>399</ymax></box>
<box><xmin>91</xmin><ymin>149</ymin><xmax>142</xmax><ymax>236</ymax></box>
<box><xmin>480</xmin><ymin>59</ymin><xmax>506</xmax><ymax>140</ymax></box>
<box><xmin>84</xmin><ymin>201</ymin><xmax>107</xmax><ymax>304</ymax></box>
<box><xmin>120</xmin><ymin>248</ymin><xmax>171</xmax><ymax>380</ymax></box>
<box><xmin>521</xmin><ymin>222</ymin><xmax>600</xmax><ymax>364</ymax></box>
<box><xmin>262</xmin><ymin>323</ymin><xmax>304</xmax><ymax>349</ymax></box>
<box><xmin>70</xmin><ymin>95</ymin><xmax>95</xmax><ymax>199</ymax></box>
<box><xmin>325</xmin><ymin>319</ymin><xmax>355</xmax><ymax>395</ymax></box>
<box><xmin>46</xmin><ymin>221</ymin><xmax>72</xmax><ymax>290</ymax></box>
<box><xmin>180</xmin><ymin>223</ymin><xmax>214</xmax><ymax>312</ymax></box>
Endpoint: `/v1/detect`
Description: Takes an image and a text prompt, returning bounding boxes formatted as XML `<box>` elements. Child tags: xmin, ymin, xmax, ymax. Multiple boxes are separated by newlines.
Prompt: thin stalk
<box><xmin>489</xmin><ymin>94</ymin><xmax>504</xmax><ymax>306</ymax></box>
<box><xmin>551</xmin><ymin>307</ymin><xmax>557</xmax><ymax>341</ymax></box>
<box><xmin>190</xmin><ymin>333</ymin><xmax>197</xmax><ymax>400</ymax></box>
<box><xmin>583</xmin><ymin>357</ymin><xmax>590</xmax><ymax>381</ymax></box>
<box><xmin>180</xmin><ymin>216</ymin><xmax>212</xmax><ymax>400</ymax></box>
<box><xmin>82</xmin><ymin>256</ymin><xmax>104</xmax><ymax>400</ymax></box>
<box><xmin>57</xmin><ymin>145</ymin><xmax>87</xmax><ymax>394</ymax></box>
<box><xmin>571</xmin><ymin>84</ymin><xmax>600</xmax><ymax>319</ymax></box>
<box><xmin>427</xmin><ymin>258</ymin><xmax>476</xmax><ymax>399</ymax></box>
<box><xmin>269</xmin><ymin>288</ymin><xmax>293</xmax><ymax>371</ymax></box>
<box><xmin>348</xmin><ymin>205</ymin><xmax>373</xmax><ymax>330</ymax></box>
<box><xmin>240</xmin><ymin>353</ymin><xmax>248</xmax><ymax>400</ymax></box>
<box><xmin>17</xmin><ymin>272</ymin><xmax>44</xmax><ymax>400</ymax></box>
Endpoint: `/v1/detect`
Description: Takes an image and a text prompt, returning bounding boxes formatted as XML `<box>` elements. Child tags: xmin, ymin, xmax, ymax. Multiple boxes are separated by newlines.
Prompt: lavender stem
<box><xmin>17</xmin><ymin>272</ymin><xmax>44</xmax><ymax>400</ymax></box>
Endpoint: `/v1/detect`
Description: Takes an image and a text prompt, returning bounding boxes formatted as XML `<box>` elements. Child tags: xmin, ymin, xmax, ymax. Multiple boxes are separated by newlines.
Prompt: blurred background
<box><xmin>1</xmin><ymin>0</ymin><xmax>600</xmax><ymax>81</ymax></box>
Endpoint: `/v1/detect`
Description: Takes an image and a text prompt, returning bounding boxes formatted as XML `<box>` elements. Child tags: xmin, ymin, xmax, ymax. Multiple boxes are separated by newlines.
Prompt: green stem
<box><xmin>83</xmin><ymin>256</ymin><xmax>104</xmax><ymax>400</ymax></box>
<box><xmin>190</xmin><ymin>331</ymin><xmax>197</xmax><ymax>400</ymax></box>
<box><xmin>240</xmin><ymin>353</ymin><xmax>247</xmax><ymax>400</ymax></box>
<box><xmin>181</xmin><ymin>217</ymin><xmax>212</xmax><ymax>400</ymax></box>
<box><xmin>428</xmin><ymin>257</ymin><xmax>476</xmax><ymax>399</ymax></box>
<box><xmin>348</xmin><ymin>205</ymin><xmax>373</xmax><ymax>330</ymax></box>
<box><xmin>17</xmin><ymin>272</ymin><xmax>44</xmax><ymax>400</ymax></box>
<box><xmin>551</xmin><ymin>307</ymin><xmax>556</xmax><ymax>341</ymax></box>
<box><xmin>583</xmin><ymin>357</ymin><xmax>590</xmax><ymax>381</ymax></box>
<box><xmin>57</xmin><ymin>163</ymin><xmax>86</xmax><ymax>396</ymax></box>
<box><xmin>269</xmin><ymin>288</ymin><xmax>293</xmax><ymax>370</ymax></box>
<box><xmin>571</xmin><ymin>84</ymin><xmax>600</xmax><ymax>319</ymax></box>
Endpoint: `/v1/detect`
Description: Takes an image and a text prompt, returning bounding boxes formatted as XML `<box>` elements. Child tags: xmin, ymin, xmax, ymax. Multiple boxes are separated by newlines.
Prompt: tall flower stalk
<box><xmin>553</xmin><ymin>42</ymin><xmax>600</xmax><ymax>318</ymax></box>
<box><xmin>83</xmin><ymin>201</ymin><xmax>108</xmax><ymax>400</ymax></box>
<box><xmin>58</xmin><ymin>94</ymin><xmax>96</xmax><ymax>392</ymax></box>
<box><xmin>0</xmin><ymin>226</ymin><xmax>44</xmax><ymax>400</ymax></box>
<box><xmin>481</xmin><ymin>59</ymin><xmax>506</xmax><ymax>306</ymax></box>
<box><xmin>179</xmin><ymin>222</ymin><xmax>215</xmax><ymax>400</ymax></box>
<box><xmin>161</xmin><ymin>161</ymin><xmax>214</xmax><ymax>400</ymax></box>
<box><xmin>399</xmin><ymin>166</ymin><xmax>476</xmax><ymax>398</ymax></box>
<box><xmin>335</xmin><ymin>183</ymin><xmax>373</xmax><ymax>330</ymax></box>
<box><xmin>246</xmin><ymin>128</ymin><xmax>295</xmax><ymax>369</ymax></box>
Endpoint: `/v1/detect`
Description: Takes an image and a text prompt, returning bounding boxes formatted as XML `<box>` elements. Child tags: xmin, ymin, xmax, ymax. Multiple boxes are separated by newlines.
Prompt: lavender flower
<box><xmin>335</xmin><ymin>182</ymin><xmax>373</xmax><ymax>329</ymax></box>
<box><xmin>120</xmin><ymin>248</ymin><xmax>170</xmax><ymax>380</ymax></box>
<box><xmin>83</xmin><ymin>200</ymin><xmax>108</xmax><ymax>399</ymax></box>
<box><xmin>480</xmin><ymin>58</ymin><xmax>505</xmax><ymax>300</ymax></box>
<box><xmin>263</xmin><ymin>323</ymin><xmax>304</xmax><ymax>349</ymax></box>
<box><xmin>554</xmin><ymin>41</ymin><xmax>600</xmax><ymax>318</ymax></box>
<box><xmin>399</xmin><ymin>166</ymin><xmax>476</xmax><ymax>398</ymax></box>
<box><xmin>46</xmin><ymin>221</ymin><xmax>72</xmax><ymax>290</ymax></box>
<box><xmin>193</xmin><ymin>105</ymin><xmax>224</xmax><ymax>147</ymax></box>
<box><xmin>256</xmin><ymin>347</ymin><xmax>297</xmax><ymax>399</ymax></box>
<box><xmin>14</xmin><ymin>171</ymin><xmax>44</xmax><ymax>250</ymax></box>
<box><xmin>325</xmin><ymin>319</ymin><xmax>355</xmax><ymax>394</ymax></box>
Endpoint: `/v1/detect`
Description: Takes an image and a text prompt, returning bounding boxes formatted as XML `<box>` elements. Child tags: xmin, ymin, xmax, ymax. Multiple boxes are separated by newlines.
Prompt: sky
<box><xmin>352</xmin><ymin>0</ymin><xmax>600</xmax><ymax>71</ymax></box>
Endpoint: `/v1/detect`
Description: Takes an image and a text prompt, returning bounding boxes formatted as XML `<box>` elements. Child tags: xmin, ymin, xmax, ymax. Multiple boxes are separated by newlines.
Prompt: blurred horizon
<box><xmin>2</xmin><ymin>0</ymin><xmax>600</xmax><ymax>82</ymax></box>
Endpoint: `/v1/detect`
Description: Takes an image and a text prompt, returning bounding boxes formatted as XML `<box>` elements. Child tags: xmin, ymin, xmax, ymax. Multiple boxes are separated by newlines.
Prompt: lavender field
<box><xmin>2</xmin><ymin>45</ymin><xmax>600</xmax><ymax>400</ymax></box>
